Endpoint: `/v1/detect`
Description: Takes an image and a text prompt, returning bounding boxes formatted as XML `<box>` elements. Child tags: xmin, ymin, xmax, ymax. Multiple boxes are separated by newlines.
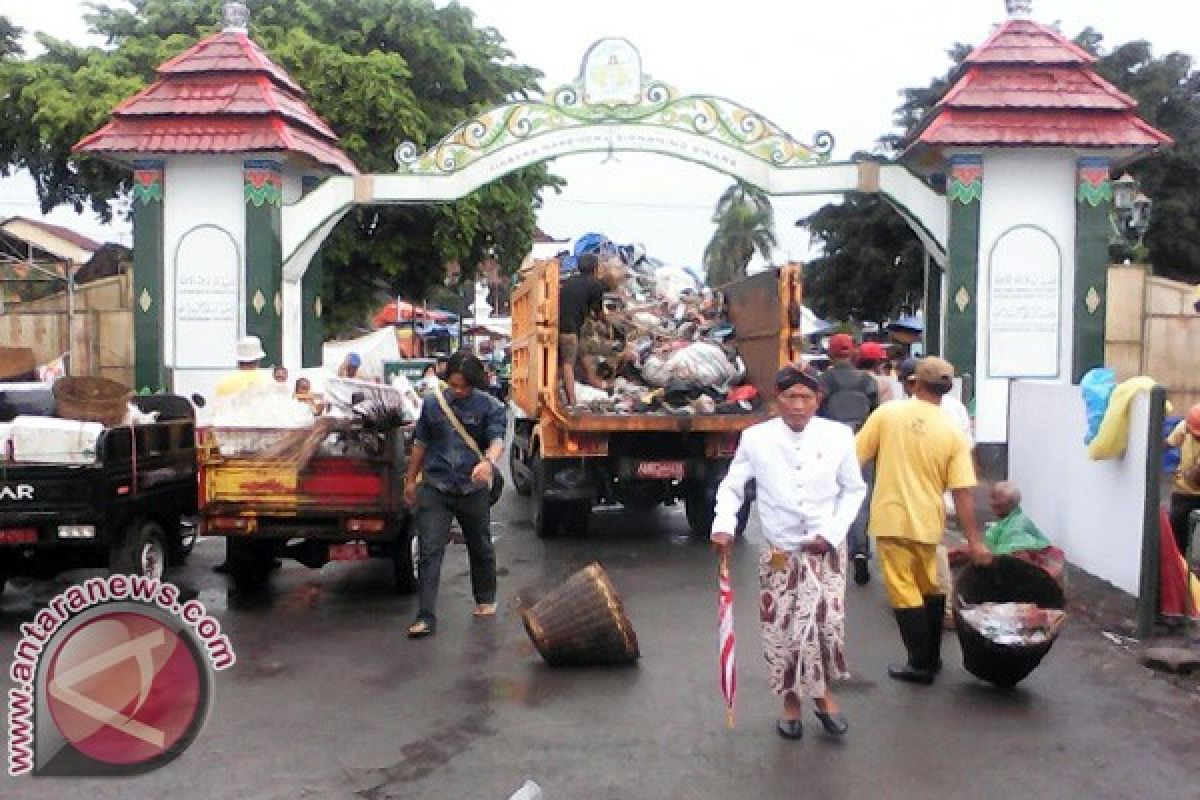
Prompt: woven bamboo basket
<box><xmin>522</xmin><ymin>562</ymin><xmax>639</xmax><ymax>667</ymax></box>
<box><xmin>52</xmin><ymin>376</ymin><xmax>132</xmax><ymax>428</ymax></box>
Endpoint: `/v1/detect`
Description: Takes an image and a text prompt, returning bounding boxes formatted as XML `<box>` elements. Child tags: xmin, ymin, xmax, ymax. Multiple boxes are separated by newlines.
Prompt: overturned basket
<box><xmin>522</xmin><ymin>563</ymin><xmax>640</xmax><ymax>667</ymax></box>
<box><xmin>53</xmin><ymin>376</ymin><xmax>132</xmax><ymax>427</ymax></box>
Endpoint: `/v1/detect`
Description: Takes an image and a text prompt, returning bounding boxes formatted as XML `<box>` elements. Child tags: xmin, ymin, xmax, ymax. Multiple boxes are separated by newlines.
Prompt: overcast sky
<box><xmin>1</xmin><ymin>0</ymin><xmax>1198</xmax><ymax>268</ymax></box>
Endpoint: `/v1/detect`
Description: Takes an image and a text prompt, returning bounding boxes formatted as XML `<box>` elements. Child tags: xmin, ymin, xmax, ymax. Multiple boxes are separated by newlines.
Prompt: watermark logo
<box><xmin>7</xmin><ymin>575</ymin><xmax>235</xmax><ymax>776</ymax></box>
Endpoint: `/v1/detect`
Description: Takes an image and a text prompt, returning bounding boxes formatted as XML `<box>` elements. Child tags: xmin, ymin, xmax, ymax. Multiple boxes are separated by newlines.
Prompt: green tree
<box><xmin>0</xmin><ymin>0</ymin><xmax>561</xmax><ymax>333</ymax></box>
<box><xmin>703</xmin><ymin>181</ymin><xmax>777</xmax><ymax>286</ymax></box>
<box><xmin>801</xmin><ymin>190</ymin><xmax>924</xmax><ymax>323</ymax></box>
<box><xmin>1085</xmin><ymin>32</ymin><xmax>1200</xmax><ymax>281</ymax></box>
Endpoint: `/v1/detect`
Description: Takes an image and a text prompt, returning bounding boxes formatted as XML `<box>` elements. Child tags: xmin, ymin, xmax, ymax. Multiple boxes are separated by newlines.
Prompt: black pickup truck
<box><xmin>0</xmin><ymin>387</ymin><xmax>198</xmax><ymax>593</ymax></box>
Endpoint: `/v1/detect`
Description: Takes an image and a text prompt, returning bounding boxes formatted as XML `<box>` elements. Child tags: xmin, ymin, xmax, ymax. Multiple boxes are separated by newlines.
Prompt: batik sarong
<box><xmin>758</xmin><ymin>544</ymin><xmax>849</xmax><ymax>700</ymax></box>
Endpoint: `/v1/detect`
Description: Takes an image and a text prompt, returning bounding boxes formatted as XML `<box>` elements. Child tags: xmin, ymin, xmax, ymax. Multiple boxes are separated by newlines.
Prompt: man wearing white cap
<box><xmin>215</xmin><ymin>335</ymin><xmax>268</xmax><ymax>397</ymax></box>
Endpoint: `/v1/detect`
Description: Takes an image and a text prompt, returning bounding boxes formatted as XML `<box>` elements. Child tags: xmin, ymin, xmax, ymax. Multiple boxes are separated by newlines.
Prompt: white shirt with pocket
<box><xmin>712</xmin><ymin>416</ymin><xmax>866</xmax><ymax>550</ymax></box>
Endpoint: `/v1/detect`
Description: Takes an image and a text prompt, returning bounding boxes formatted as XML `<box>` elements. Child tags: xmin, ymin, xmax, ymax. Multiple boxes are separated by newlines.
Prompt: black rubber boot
<box><xmin>888</xmin><ymin>607</ymin><xmax>935</xmax><ymax>684</ymax></box>
<box><xmin>924</xmin><ymin>594</ymin><xmax>947</xmax><ymax>674</ymax></box>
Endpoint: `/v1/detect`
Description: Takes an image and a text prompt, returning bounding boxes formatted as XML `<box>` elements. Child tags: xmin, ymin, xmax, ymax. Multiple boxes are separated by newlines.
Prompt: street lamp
<box><xmin>1110</xmin><ymin>172</ymin><xmax>1152</xmax><ymax>263</ymax></box>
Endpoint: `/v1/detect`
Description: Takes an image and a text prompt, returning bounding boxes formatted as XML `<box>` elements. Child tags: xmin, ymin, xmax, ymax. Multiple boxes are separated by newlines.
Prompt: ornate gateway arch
<box><xmin>281</xmin><ymin>38</ymin><xmax>946</xmax><ymax>280</ymax></box>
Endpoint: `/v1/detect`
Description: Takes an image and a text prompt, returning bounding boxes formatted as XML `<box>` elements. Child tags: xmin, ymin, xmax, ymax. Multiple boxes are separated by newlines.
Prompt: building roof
<box><xmin>910</xmin><ymin>17</ymin><xmax>1172</xmax><ymax>150</ymax></box>
<box><xmin>0</xmin><ymin>217</ymin><xmax>102</xmax><ymax>269</ymax></box>
<box><xmin>1</xmin><ymin>217</ymin><xmax>101</xmax><ymax>254</ymax></box>
<box><xmin>75</xmin><ymin>29</ymin><xmax>356</xmax><ymax>174</ymax></box>
<box><xmin>964</xmin><ymin>19</ymin><xmax>1096</xmax><ymax>66</ymax></box>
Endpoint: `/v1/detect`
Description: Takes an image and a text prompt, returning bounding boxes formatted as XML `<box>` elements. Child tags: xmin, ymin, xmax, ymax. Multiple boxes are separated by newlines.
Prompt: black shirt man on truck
<box><xmin>558</xmin><ymin>252</ymin><xmax>607</xmax><ymax>409</ymax></box>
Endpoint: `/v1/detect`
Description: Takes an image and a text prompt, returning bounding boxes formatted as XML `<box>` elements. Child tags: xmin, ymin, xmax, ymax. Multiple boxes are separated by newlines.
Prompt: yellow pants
<box><xmin>878</xmin><ymin>537</ymin><xmax>940</xmax><ymax>609</ymax></box>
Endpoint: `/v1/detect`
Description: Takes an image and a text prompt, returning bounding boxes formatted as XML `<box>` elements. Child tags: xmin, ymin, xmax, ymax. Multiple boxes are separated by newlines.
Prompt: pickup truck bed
<box><xmin>0</xmin><ymin>390</ymin><xmax>198</xmax><ymax>591</ymax></box>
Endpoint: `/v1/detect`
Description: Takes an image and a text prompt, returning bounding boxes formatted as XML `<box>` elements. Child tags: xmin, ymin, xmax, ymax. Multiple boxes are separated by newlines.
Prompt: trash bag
<box><xmin>662</xmin><ymin>342</ymin><xmax>737</xmax><ymax>389</ymax></box>
<box><xmin>1081</xmin><ymin>367</ymin><xmax>1116</xmax><ymax>445</ymax></box>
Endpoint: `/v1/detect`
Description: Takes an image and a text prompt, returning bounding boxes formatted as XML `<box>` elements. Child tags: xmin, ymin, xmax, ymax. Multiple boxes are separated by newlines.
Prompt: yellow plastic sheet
<box><xmin>1086</xmin><ymin>376</ymin><xmax>1158</xmax><ymax>461</ymax></box>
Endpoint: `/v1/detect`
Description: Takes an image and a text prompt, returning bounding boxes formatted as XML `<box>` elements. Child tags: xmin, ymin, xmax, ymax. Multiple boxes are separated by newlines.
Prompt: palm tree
<box><xmin>703</xmin><ymin>181</ymin><xmax>777</xmax><ymax>286</ymax></box>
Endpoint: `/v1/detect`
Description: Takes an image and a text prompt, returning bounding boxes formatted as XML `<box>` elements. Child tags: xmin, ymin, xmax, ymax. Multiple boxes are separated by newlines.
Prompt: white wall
<box><xmin>162</xmin><ymin>155</ymin><xmax>246</xmax><ymax>398</ymax></box>
<box><xmin>1008</xmin><ymin>381</ymin><xmax>1151</xmax><ymax>595</ymax></box>
<box><xmin>975</xmin><ymin>149</ymin><xmax>1077</xmax><ymax>444</ymax></box>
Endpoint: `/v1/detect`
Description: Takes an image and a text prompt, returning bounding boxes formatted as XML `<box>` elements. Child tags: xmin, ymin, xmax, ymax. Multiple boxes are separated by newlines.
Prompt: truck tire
<box><xmin>227</xmin><ymin>539</ymin><xmax>272</xmax><ymax>592</ymax></box>
<box><xmin>109</xmin><ymin>521</ymin><xmax>168</xmax><ymax>581</ymax></box>
<box><xmin>566</xmin><ymin>501</ymin><xmax>591</xmax><ymax>536</ymax></box>
<box><xmin>392</xmin><ymin>517</ymin><xmax>417</xmax><ymax>595</ymax></box>
<box><xmin>510</xmin><ymin>444</ymin><xmax>532</xmax><ymax>497</ymax></box>
<box><xmin>684</xmin><ymin>483</ymin><xmax>716</xmax><ymax>539</ymax></box>
<box><xmin>532</xmin><ymin>454</ymin><xmax>562</xmax><ymax>539</ymax></box>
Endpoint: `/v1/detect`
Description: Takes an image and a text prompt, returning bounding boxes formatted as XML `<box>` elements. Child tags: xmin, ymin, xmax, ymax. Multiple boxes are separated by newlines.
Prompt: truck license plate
<box><xmin>636</xmin><ymin>461</ymin><xmax>685</xmax><ymax>480</ymax></box>
<box><xmin>329</xmin><ymin>542</ymin><xmax>369</xmax><ymax>562</ymax></box>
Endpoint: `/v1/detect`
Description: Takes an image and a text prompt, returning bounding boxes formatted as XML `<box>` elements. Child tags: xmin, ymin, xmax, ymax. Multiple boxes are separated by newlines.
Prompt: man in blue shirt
<box><xmin>403</xmin><ymin>351</ymin><xmax>507</xmax><ymax>637</ymax></box>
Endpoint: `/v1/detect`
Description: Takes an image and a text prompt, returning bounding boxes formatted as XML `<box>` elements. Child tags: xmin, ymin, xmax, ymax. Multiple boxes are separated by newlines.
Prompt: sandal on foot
<box><xmin>473</xmin><ymin>603</ymin><xmax>497</xmax><ymax>617</ymax></box>
<box><xmin>776</xmin><ymin>718</ymin><xmax>803</xmax><ymax>740</ymax></box>
<box><xmin>407</xmin><ymin>619</ymin><xmax>434</xmax><ymax>638</ymax></box>
<box><xmin>813</xmin><ymin>709</ymin><xmax>849</xmax><ymax>735</ymax></box>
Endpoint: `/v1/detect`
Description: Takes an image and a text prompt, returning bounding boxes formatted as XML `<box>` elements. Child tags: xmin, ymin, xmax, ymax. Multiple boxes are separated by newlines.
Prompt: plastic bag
<box><xmin>1081</xmin><ymin>367</ymin><xmax>1116</xmax><ymax>445</ymax></box>
<box><xmin>663</xmin><ymin>342</ymin><xmax>737</xmax><ymax>389</ymax></box>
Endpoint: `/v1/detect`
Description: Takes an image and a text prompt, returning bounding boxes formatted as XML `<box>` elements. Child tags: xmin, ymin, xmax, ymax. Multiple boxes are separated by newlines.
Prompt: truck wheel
<box><xmin>562</xmin><ymin>501</ymin><xmax>591</xmax><ymax>536</ymax></box>
<box><xmin>227</xmin><ymin>539</ymin><xmax>271</xmax><ymax>592</ymax></box>
<box><xmin>510</xmin><ymin>444</ymin><xmax>533</xmax><ymax>497</ymax></box>
<box><xmin>684</xmin><ymin>483</ymin><xmax>716</xmax><ymax>539</ymax></box>
<box><xmin>110</xmin><ymin>521</ymin><xmax>168</xmax><ymax>580</ymax></box>
<box><xmin>532</xmin><ymin>454</ymin><xmax>562</xmax><ymax>539</ymax></box>
<box><xmin>392</xmin><ymin>518</ymin><xmax>417</xmax><ymax>595</ymax></box>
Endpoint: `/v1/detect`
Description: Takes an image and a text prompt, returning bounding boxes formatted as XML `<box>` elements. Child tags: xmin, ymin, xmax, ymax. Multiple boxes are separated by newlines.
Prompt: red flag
<box><xmin>718</xmin><ymin>551</ymin><xmax>736</xmax><ymax>728</ymax></box>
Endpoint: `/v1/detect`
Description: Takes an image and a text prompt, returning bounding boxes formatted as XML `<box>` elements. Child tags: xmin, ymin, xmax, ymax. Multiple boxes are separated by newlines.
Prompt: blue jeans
<box><xmin>847</xmin><ymin>463</ymin><xmax>874</xmax><ymax>559</ymax></box>
<box><xmin>414</xmin><ymin>484</ymin><xmax>496</xmax><ymax>625</ymax></box>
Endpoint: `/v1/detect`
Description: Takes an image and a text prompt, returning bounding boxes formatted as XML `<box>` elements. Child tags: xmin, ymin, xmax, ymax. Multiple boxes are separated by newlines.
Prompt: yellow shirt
<box><xmin>214</xmin><ymin>369</ymin><xmax>267</xmax><ymax>398</ymax></box>
<box><xmin>855</xmin><ymin>397</ymin><xmax>977</xmax><ymax>544</ymax></box>
<box><xmin>1167</xmin><ymin>420</ymin><xmax>1200</xmax><ymax>495</ymax></box>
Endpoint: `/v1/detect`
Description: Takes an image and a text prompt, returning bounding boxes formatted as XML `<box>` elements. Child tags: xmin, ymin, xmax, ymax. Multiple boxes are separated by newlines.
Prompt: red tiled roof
<box><xmin>113</xmin><ymin>74</ymin><xmax>338</xmax><ymax>140</ymax></box>
<box><xmin>76</xmin><ymin>116</ymin><xmax>358</xmax><ymax>174</ymax></box>
<box><xmin>1</xmin><ymin>217</ymin><xmax>102</xmax><ymax>252</ymax></box>
<box><xmin>911</xmin><ymin>17</ymin><xmax>1171</xmax><ymax>149</ymax></box>
<box><xmin>965</xmin><ymin>19</ymin><xmax>1096</xmax><ymax>66</ymax></box>
<box><xmin>940</xmin><ymin>66</ymin><xmax>1135</xmax><ymax>111</ymax></box>
<box><xmin>157</xmin><ymin>32</ymin><xmax>304</xmax><ymax>95</ymax></box>
<box><xmin>918</xmin><ymin>110</ymin><xmax>1173</xmax><ymax>147</ymax></box>
<box><xmin>75</xmin><ymin>28</ymin><xmax>356</xmax><ymax>174</ymax></box>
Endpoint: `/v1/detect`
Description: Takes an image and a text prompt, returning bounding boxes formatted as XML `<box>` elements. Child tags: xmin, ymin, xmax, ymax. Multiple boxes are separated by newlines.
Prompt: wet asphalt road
<box><xmin>3</xmin><ymin>487</ymin><xmax>1200</xmax><ymax>800</ymax></box>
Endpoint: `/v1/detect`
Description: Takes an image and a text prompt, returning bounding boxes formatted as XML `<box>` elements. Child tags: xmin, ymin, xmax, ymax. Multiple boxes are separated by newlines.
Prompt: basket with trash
<box><xmin>953</xmin><ymin>555</ymin><xmax>1067</xmax><ymax>688</ymax></box>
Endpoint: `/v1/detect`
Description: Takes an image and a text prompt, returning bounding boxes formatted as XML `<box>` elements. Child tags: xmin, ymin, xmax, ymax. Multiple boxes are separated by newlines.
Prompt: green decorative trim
<box><xmin>1077</xmin><ymin>157</ymin><xmax>1113</xmax><ymax>208</ymax></box>
<box><xmin>944</xmin><ymin>169</ymin><xmax>981</xmax><ymax>380</ymax></box>
<box><xmin>132</xmin><ymin>163</ymin><xmax>165</xmax><ymax>392</ymax></box>
<box><xmin>1077</xmin><ymin>180</ymin><xmax>1113</xmax><ymax>207</ymax></box>
<box><xmin>244</xmin><ymin>159</ymin><xmax>283</xmax><ymax>208</ymax></box>
<box><xmin>245</xmin><ymin>160</ymin><xmax>283</xmax><ymax>364</ymax></box>
<box><xmin>947</xmin><ymin>155</ymin><xmax>983</xmax><ymax>206</ymax></box>
<box><xmin>948</xmin><ymin>178</ymin><xmax>983</xmax><ymax>205</ymax></box>
<box><xmin>132</xmin><ymin>159</ymin><xmax>164</xmax><ymax>207</ymax></box>
<box><xmin>244</xmin><ymin>180</ymin><xmax>283</xmax><ymax>207</ymax></box>
<box><xmin>394</xmin><ymin>38</ymin><xmax>833</xmax><ymax>177</ymax></box>
<box><xmin>1074</xmin><ymin>158</ymin><xmax>1111</xmax><ymax>381</ymax></box>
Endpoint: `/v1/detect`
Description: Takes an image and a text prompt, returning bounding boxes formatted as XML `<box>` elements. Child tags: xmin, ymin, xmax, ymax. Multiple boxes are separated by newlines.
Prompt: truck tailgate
<box><xmin>201</xmin><ymin>456</ymin><xmax>393</xmax><ymax>514</ymax></box>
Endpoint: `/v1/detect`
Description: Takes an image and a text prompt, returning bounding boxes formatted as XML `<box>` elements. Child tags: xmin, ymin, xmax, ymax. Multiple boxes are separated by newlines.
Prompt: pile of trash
<box><xmin>957</xmin><ymin>601</ymin><xmax>1067</xmax><ymax>646</ymax></box>
<box><xmin>549</xmin><ymin>232</ymin><xmax>763</xmax><ymax>416</ymax></box>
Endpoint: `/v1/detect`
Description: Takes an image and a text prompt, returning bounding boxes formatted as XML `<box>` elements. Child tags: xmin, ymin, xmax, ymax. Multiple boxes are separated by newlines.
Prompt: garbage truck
<box><xmin>508</xmin><ymin>260</ymin><xmax>803</xmax><ymax>538</ymax></box>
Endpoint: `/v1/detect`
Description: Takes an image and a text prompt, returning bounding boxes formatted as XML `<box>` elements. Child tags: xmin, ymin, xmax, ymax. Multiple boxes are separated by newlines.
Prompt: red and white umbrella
<box><xmin>717</xmin><ymin>551</ymin><xmax>737</xmax><ymax>728</ymax></box>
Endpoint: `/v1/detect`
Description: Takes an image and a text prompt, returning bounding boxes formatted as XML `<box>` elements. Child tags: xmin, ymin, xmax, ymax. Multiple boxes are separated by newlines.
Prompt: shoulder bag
<box><xmin>433</xmin><ymin>389</ymin><xmax>505</xmax><ymax>506</ymax></box>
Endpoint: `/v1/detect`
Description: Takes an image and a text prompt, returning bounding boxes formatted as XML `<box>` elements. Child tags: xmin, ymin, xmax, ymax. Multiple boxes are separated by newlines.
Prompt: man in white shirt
<box><xmin>712</xmin><ymin>364</ymin><xmax>866</xmax><ymax>741</ymax></box>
